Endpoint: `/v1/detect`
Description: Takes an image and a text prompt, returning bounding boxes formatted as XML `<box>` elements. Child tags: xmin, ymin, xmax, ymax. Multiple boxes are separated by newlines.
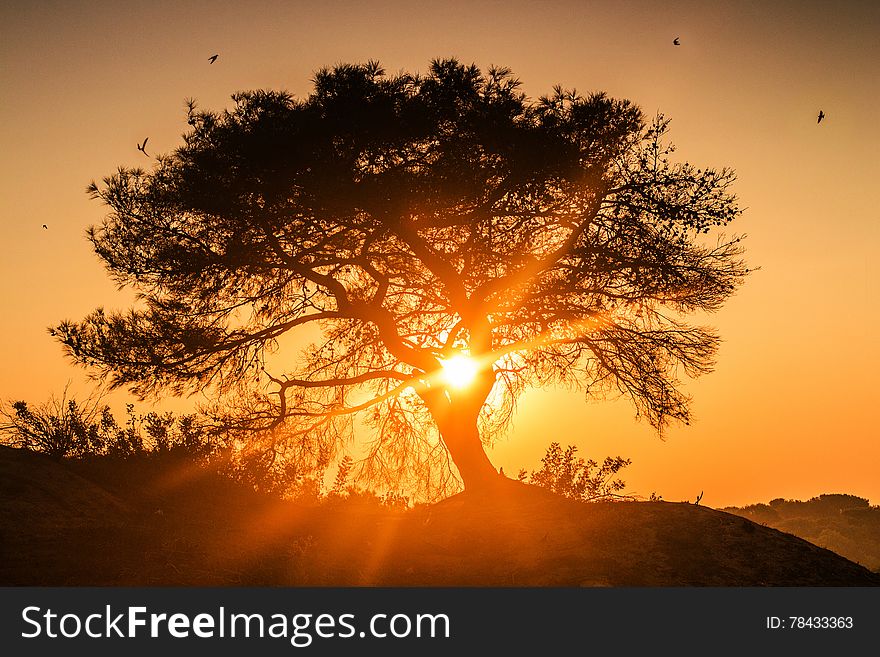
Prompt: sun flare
<box><xmin>440</xmin><ymin>355</ymin><xmax>479</xmax><ymax>389</ymax></box>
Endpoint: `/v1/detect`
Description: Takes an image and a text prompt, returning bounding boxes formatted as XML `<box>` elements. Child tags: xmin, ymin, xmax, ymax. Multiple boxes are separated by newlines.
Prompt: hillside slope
<box><xmin>724</xmin><ymin>495</ymin><xmax>880</xmax><ymax>573</ymax></box>
<box><xmin>306</xmin><ymin>484</ymin><xmax>880</xmax><ymax>586</ymax></box>
<box><xmin>1</xmin><ymin>447</ymin><xmax>878</xmax><ymax>586</ymax></box>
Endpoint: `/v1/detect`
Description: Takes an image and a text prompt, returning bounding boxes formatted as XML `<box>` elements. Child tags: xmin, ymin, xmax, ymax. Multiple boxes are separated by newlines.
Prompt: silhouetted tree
<box><xmin>56</xmin><ymin>60</ymin><xmax>748</xmax><ymax>494</ymax></box>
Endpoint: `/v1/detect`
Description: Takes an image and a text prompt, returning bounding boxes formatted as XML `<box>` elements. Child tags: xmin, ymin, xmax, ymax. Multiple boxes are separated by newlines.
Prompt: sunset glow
<box><xmin>1</xmin><ymin>0</ymin><xmax>878</xmax><ymax>508</ymax></box>
<box><xmin>440</xmin><ymin>356</ymin><xmax>479</xmax><ymax>390</ymax></box>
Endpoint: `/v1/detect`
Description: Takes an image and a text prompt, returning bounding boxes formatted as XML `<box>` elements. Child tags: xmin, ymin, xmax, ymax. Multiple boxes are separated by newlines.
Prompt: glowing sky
<box><xmin>1</xmin><ymin>0</ymin><xmax>877</xmax><ymax>506</ymax></box>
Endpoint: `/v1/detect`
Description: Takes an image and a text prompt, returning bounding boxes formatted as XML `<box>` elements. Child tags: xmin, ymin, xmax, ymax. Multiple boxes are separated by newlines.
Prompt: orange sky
<box><xmin>1</xmin><ymin>0</ymin><xmax>877</xmax><ymax>507</ymax></box>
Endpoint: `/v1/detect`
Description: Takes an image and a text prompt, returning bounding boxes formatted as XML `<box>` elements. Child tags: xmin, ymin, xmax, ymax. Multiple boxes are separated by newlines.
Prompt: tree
<box><xmin>56</xmin><ymin>59</ymin><xmax>748</xmax><ymax>495</ymax></box>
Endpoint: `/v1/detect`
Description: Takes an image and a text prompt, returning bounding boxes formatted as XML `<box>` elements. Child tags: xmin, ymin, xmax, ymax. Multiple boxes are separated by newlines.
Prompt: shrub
<box><xmin>0</xmin><ymin>390</ymin><xmax>105</xmax><ymax>458</ymax></box>
<box><xmin>518</xmin><ymin>442</ymin><xmax>632</xmax><ymax>501</ymax></box>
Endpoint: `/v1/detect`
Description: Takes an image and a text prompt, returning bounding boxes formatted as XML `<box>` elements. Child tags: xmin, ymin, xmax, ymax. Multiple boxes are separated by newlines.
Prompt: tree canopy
<box><xmin>56</xmin><ymin>59</ymin><xmax>748</xmax><ymax>496</ymax></box>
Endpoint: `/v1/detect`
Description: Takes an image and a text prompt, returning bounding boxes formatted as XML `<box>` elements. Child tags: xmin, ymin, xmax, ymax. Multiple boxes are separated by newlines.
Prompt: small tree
<box><xmin>329</xmin><ymin>455</ymin><xmax>355</xmax><ymax>497</ymax></box>
<box><xmin>56</xmin><ymin>60</ymin><xmax>748</xmax><ymax>495</ymax></box>
<box><xmin>518</xmin><ymin>442</ymin><xmax>631</xmax><ymax>501</ymax></box>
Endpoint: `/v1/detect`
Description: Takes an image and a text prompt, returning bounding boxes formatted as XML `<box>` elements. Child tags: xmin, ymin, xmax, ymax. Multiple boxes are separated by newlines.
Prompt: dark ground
<box><xmin>1</xmin><ymin>446</ymin><xmax>878</xmax><ymax>586</ymax></box>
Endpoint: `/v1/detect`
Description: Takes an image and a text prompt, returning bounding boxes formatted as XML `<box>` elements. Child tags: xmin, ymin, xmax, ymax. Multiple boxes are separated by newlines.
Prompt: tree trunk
<box><xmin>438</xmin><ymin>417</ymin><xmax>499</xmax><ymax>490</ymax></box>
<box><xmin>419</xmin><ymin>370</ymin><xmax>500</xmax><ymax>490</ymax></box>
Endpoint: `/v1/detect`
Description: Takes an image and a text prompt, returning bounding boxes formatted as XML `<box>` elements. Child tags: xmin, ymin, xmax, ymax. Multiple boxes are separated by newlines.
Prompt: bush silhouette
<box><xmin>518</xmin><ymin>441</ymin><xmax>631</xmax><ymax>501</ymax></box>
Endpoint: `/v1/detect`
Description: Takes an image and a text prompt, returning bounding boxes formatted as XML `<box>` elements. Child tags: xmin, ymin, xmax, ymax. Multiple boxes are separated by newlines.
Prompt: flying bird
<box><xmin>42</xmin><ymin>224</ymin><xmax>48</xmax><ymax>230</ymax></box>
<box><xmin>208</xmin><ymin>54</ymin><xmax>219</xmax><ymax>64</ymax></box>
<box><xmin>673</xmin><ymin>36</ymin><xmax>681</xmax><ymax>46</ymax></box>
<box><xmin>817</xmin><ymin>110</ymin><xmax>825</xmax><ymax>124</ymax></box>
<box><xmin>137</xmin><ymin>137</ymin><xmax>149</xmax><ymax>155</ymax></box>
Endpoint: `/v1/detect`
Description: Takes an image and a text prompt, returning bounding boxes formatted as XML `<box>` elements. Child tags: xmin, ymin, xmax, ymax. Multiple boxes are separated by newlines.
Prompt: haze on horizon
<box><xmin>1</xmin><ymin>0</ymin><xmax>877</xmax><ymax>507</ymax></box>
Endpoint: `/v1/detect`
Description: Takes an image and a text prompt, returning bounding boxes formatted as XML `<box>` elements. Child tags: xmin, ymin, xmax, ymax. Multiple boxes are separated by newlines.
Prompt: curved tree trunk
<box><xmin>437</xmin><ymin>416</ymin><xmax>498</xmax><ymax>490</ymax></box>
<box><xmin>418</xmin><ymin>368</ymin><xmax>500</xmax><ymax>491</ymax></box>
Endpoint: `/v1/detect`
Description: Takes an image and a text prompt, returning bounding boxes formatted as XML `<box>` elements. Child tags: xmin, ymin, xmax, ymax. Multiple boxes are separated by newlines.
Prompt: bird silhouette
<box><xmin>42</xmin><ymin>224</ymin><xmax>48</xmax><ymax>230</ymax></box>
<box><xmin>208</xmin><ymin>54</ymin><xmax>219</xmax><ymax>64</ymax></box>
<box><xmin>673</xmin><ymin>36</ymin><xmax>681</xmax><ymax>46</ymax></box>
<box><xmin>817</xmin><ymin>110</ymin><xmax>825</xmax><ymax>124</ymax></box>
<box><xmin>137</xmin><ymin>137</ymin><xmax>149</xmax><ymax>155</ymax></box>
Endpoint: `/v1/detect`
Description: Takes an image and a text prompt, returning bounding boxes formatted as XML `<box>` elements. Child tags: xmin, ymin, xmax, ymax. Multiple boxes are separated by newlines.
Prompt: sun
<box><xmin>440</xmin><ymin>355</ymin><xmax>479</xmax><ymax>389</ymax></box>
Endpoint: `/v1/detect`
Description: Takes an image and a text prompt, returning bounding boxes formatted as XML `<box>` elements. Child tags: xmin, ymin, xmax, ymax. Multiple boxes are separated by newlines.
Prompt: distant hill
<box><xmin>1</xmin><ymin>446</ymin><xmax>878</xmax><ymax>586</ymax></box>
<box><xmin>723</xmin><ymin>494</ymin><xmax>880</xmax><ymax>573</ymax></box>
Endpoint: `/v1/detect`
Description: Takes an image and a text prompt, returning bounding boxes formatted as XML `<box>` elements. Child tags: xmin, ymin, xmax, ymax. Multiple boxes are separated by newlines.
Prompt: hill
<box><xmin>1</xmin><ymin>446</ymin><xmax>878</xmax><ymax>586</ymax></box>
<box><xmin>723</xmin><ymin>495</ymin><xmax>880</xmax><ymax>573</ymax></box>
